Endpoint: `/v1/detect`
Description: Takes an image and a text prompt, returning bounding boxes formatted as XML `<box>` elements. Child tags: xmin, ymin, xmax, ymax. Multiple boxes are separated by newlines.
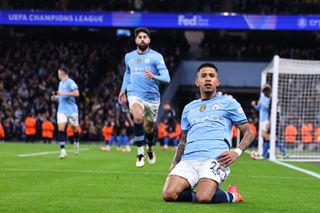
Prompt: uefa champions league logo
<box><xmin>297</xmin><ymin>18</ymin><xmax>307</xmax><ymax>28</ymax></box>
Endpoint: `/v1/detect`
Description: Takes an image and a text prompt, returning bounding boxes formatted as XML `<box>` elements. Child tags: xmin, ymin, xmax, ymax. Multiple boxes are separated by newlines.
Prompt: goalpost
<box><xmin>259</xmin><ymin>56</ymin><xmax>320</xmax><ymax>162</ymax></box>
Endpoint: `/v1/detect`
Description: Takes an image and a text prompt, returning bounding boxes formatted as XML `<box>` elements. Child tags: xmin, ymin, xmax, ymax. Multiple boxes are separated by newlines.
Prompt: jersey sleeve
<box><xmin>228</xmin><ymin>99</ymin><xmax>248</xmax><ymax>125</ymax></box>
<box><xmin>121</xmin><ymin>54</ymin><xmax>131</xmax><ymax>91</ymax></box>
<box><xmin>70</xmin><ymin>80</ymin><xmax>78</xmax><ymax>91</ymax></box>
<box><xmin>180</xmin><ymin>105</ymin><xmax>190</xmax><ymax>133</ymax></box>
<box><xmin>153</xmin><ymin>53</ymin><xmax>170</xmax><ymax>83</ymax></box>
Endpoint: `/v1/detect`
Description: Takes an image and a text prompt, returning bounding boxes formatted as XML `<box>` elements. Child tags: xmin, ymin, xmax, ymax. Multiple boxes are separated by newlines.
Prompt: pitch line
<box><xmin>0</xmin><ymin>168</ymin><xmax>316</xmax><ymax>180</ymax></box>
<box><xmin>271</xmin><ymin>160</ymin><xmax>320</xmax><ymax>179</ymax></box>
<box><xmin>244</xmin><ymin>150</ymin><xmax>320</xmax><ymax>179</ymax></box>
<box><xmin>17</xmin><ymin>148</ymin><xmax>90</xmax><ymax>157</ymax></box>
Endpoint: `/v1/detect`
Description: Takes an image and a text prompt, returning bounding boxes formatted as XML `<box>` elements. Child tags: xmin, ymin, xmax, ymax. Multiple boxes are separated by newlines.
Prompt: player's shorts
<box><xmin>57</xmin><ymin>112</ymin><xmax>79</xmax><ymax>127</ymax></box>
<box><xmin>127</xmin><ymin>96</ymin><xmax>160</xmax><ymax>122</ymax></box>
<box><xmin>168</xmin><ymin>159</ymin><xmax>230</xmax><ymax>188</ymax></box>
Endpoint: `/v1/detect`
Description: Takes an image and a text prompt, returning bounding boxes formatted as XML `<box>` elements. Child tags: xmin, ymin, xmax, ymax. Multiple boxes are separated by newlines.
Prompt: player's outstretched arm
<box><xmin>217</xmin><ymin>123</ymin><xmax>254</xmax><ymax>167</ymax></box>
<box><xmin>169</xmin><ymin>133</ymin><xmax>186</xmax><ymax>172</ymax></box>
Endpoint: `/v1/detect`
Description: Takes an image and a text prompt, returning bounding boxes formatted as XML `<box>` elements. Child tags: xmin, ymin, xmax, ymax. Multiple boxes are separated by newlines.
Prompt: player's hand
<box><xmin>217</xmin><ymin>150</ymin><xmax>240</xmax><ymax>167</ymax></box>
<box><xmin>51</xmin><ymin>95</ymin><xmax>58</xmax><ymax>101</ymax></box>
<box><xmin>251</xmin><ymin>100</ymin><xmax>256</xmax><ymax>106</ymax></box>
<box><xmin>144</xmin><ymin>69</ymin><xmax>154</xmax><ymax>79</ymax></box>
<box><xmin>118</xmin><ymin>91</ymin><xmax>127</xmax><ymax>104</ymax></box>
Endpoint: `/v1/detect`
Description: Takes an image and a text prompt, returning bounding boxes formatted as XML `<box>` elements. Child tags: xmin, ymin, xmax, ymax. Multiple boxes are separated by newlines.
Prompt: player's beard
<box><xmin>137</xmin><ymin>43</ymin><xmax>149</xmax><ymax>52</ymax></box>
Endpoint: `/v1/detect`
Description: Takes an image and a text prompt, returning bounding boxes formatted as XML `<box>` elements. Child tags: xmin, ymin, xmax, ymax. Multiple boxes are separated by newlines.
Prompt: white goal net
<box><xmin>259</xmin><ymin>56</ymin><xmax>320</xmax><ymax>162</ymax></box>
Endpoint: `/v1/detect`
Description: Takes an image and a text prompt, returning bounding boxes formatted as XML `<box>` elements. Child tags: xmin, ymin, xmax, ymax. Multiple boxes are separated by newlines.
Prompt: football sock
<box><xmin>145</xmin><ymin>132</ymin><xmax>154</xmax><ymax>149</ymax></box>
<box><xmin>173</xmin><ymin>138</ymin><xmax>179</xmax><ymax>147</ymax></box>
<box><xmin>177</xmin><ymin>189</ymin><xmax>196</xmax><ymax>202</ymax></box>
<box><xmin>164</xmin><ymin>136</ymin><xmax>169</xmax><ymax>146</ymax></box>
<box><xmin>211</xmin><ymin>188</ymin><xmax>234</xmax><ymax>203</ymax></box>
<box><xmin>74</xmin><ymin>131</ymin><xmax>79</xmax><ymax>143</ymax></box>
<box><xmin>109</xmin><ymin>136</ymin><xmax>115</xmax><ymax>146</ymax></box>
<box><xmin>134</xmin><ymin>123</ymin><xmax>144</xmax><ymax>147</ymax></box>
<box><xmin>58</xmin><ymin>131</ymin><xmax>66</xmax><ymax>149</ymax></box>
<box><xmin>123</xmin><ymin>135</ymin><xmax>129</xmax><ymax>146</ymax></box>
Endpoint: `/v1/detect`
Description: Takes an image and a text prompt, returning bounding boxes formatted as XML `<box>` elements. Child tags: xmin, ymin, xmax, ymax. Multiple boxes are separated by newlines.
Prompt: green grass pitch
<box><xmin>0</xmin><ymin>143</ymin><xmax>319</xmax><ymax>213</ymax></box>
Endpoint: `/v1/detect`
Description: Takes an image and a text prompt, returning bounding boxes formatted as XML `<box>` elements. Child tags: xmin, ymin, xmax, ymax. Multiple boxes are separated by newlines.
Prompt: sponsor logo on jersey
<box><xmin>199</xmin><ymin>105</ymin><xmax>207</xmax><ymax>112</ymax></box>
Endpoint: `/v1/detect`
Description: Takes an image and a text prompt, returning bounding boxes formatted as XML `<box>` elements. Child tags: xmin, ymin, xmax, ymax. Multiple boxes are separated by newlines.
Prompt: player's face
<box><xmin>58</xmin><ymin>70</ymin><xmax>63</xmax><ymax>80</ymax></box>
<box><xmin>135</xmin><ymin>32</ymin><xmax>150</xmax><ymax>51</ymax></box>
<box><xmin>58</xmin><ymin>69</ymin><xmax>67</xmax><ymax>80</ymax></box>
<box><xmin>195</xmin><ymin>67</ymin><xmax>220</xmax><ymax>94</ymax></box>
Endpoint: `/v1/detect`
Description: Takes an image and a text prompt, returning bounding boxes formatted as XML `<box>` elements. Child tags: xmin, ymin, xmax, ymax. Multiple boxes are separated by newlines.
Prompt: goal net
<box><xmin>259</xmin><ymin>56</ymin><xmax>320</xmax><ymax>162</ymax></box>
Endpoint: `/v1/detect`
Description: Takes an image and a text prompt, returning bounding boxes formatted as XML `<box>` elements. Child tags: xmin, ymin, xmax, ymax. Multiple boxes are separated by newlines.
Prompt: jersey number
<box><xmin>210</xmin><ymin>161</ymin><xmax>227</xmax><ymax>182</ymax></box>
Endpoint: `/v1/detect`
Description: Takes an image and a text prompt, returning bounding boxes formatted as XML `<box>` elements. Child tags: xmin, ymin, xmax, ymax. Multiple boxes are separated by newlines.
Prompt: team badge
<box><xmin>212</xmin><ymin>104</ymin><xmax>221</xmax><ymax>110</ymax></box>
<box><xmin>145</xmin><ymin>59</ymin><xmax>150</xmax><ymax>64</ymax></box>
<box><xmin>137</xmin><ymin>58</ymin><xmax>142</xmax><ymax>64</ymax></box>
<box><xmin>199</xmin><ymin>105</ymin><xmax>207</xmax><ymax>112</ymax></box>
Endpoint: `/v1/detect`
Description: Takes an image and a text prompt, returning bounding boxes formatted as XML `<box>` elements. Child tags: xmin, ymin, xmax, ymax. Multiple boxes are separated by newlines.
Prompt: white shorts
<box><xmin>169</xmin><ymin>160</ymin><xmax>230</xmax><ymax>188</ymax></box>
<box><xmin>57</xmin><ymin>112</ymin><xmax>79</xmax><ymax>127</ymax></box>
<box><xmin>127</xmin><ymin>96</ymin><xmax>160</xmax><ymax>122</ymax></box>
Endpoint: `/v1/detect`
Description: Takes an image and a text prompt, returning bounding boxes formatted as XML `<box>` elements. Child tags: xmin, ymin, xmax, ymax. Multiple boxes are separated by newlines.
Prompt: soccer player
<box><xmin>51</xmin><ymin>66</ymin><xmax>80</xmax><ymax>159</ymax></box>
<box><xmin>251</xmin><ymin>84</ymin><xmax>272</xmax><ymax>122</ymax></box>
<box><xmin>162</xmin><ymin>63</ymin><xmax>254</xmax><ymax>204</ymax></box>
<box><xmin>118</xmin><ymin>27</ymin><xmax>170</xmax><ymax>167</ymax></box>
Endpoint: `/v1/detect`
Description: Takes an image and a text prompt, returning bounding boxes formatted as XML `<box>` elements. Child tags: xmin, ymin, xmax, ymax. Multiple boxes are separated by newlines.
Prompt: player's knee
<box><xmin>196</xmin><ymin>193</ymin><xmax>212</xmax><ymax>203</ymax></box>
<box><xmin>133</xmin><ymin>117</ymin><xmax>143</xmax><ymax>124</ymax></box>
<box><xmin>196</xmin><ymin>194</ymin><xmax>212</xmax><ymax>203</ymax></box>
<box><xmin>162</xmin><ymin>189</ymin><xmax>179</xmax><ymax>202</ymax></box>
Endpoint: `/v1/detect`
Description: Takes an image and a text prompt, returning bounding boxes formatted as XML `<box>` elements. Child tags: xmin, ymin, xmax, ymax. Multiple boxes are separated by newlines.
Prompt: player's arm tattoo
<box><xmin>237</xmin><ymin>123</ymin><xmax>254</xmax><ymax>151</ymax></box>
<box><xmin>171</xmin><ymin>133</ymin><xmax>186</xmax><ymax>165</ymax></box>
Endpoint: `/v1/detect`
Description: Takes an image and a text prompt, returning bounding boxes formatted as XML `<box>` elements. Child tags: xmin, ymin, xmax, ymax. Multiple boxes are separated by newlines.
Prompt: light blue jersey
<box><xmin>254</xmin><ymin>93</ymin><xmax>270</xmax><ymax>122</ymax></box>
<box><xmin>58</xmin><ymin>78</ymin><xmax>78</xmax><ymax>115</ymax></box>
<box><xmin>120</xmin><ymin>49</ymin><xmax>170</xmax><ymax>102</ymax></box>
<box><xmin>181</xmin><ymin>95</ymin><xmax>248</xmax><ymax>161</ymax></box>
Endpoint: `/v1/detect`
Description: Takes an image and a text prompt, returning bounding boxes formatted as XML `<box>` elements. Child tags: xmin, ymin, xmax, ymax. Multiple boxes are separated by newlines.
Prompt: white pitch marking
<box><xmin>271</xmin><ymin>160</ymin><xmax>320</xmax><ymax>180</ymax></box>
<box><xmin>0</xmin><ymin>168</ymin><xmax>317</xmax><ymax>180</ymax></box>
<box><xmin>17</xmin><ymin>148</ymin><xmax>90</xmax><ymax>157</ymax></box>
<box><xmin>244</xmin><ymin>150</ymin><xmax>320</xmax><ymax>179</ymax></box>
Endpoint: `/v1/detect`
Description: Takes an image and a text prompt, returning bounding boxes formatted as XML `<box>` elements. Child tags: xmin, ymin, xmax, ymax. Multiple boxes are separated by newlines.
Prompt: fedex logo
<box><xmin>178</xmin><ymin>15</ymin><xmax>209</xmax><ymax>27</ymax></box>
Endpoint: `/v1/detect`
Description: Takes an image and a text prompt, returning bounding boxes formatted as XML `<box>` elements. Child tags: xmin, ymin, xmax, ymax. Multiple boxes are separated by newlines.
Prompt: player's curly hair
<box><xmin>134</xmin><ymin>27</ymin><xmax>150</xmax><ymax>38</ymax></box>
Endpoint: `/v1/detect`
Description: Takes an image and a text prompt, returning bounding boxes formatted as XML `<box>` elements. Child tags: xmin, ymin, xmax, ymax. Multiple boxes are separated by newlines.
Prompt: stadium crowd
<box><xmin>1</xmin><ymin>26</ymin><xmax>320</xmax><ymax>143</ymax></box>
<box><xmin>0</xmin><ymin>29</ymin><xmax>188</xmax><ymax>142</ymax></box>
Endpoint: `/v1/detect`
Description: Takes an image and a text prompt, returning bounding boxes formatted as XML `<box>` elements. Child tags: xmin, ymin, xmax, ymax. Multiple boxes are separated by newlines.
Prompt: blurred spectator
<box><xmin>0</xmin><ymin>119</ymin><xmax>5</xmax><ymax>142</ymax></box>
<box><xmin>41</xmin><ymin>116</ymin><xmax>55</xmax><ymax>143</ymax></box>
<box><xmin>284</xmin><ymin>123</ymin><xmax>298</xmax><ymax>149</ymax></box>
<box><xmin>100</xmin><ymin>120</ymin><xmax>115</xmax><ymax>151</ymax></box>
<box><xmin>25</xmin><ymin>115</ymin><xmax>37</xmax><ymax>143</ymax></box>
<box><xmin>301</xmin><ymin>121</ymin><xmax>314</xmax><ymax>151</ymax></box>
<box><xmin>66</xmin><ymin>124</ymin><xmax>82</xmax><ymax>144</ymax></box>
